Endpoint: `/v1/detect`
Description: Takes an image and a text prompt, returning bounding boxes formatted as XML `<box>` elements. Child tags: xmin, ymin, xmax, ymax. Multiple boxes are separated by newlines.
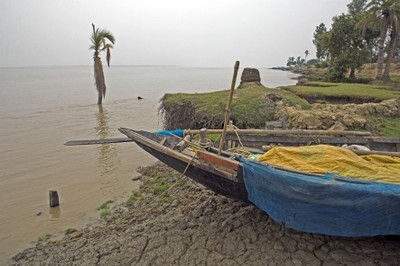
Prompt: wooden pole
<box><xmin>186</xmin><ymin>129</ymin><xmax>372</xmax><ymax>137</ymax></box>
<box><xmin>218</xmin><ymin>61</ymin><xmax>240</xmax><ymax>155</ymax></box>
<box><xmin>49</xmin><ymin>190</ymin><xmax>60</xmax><ymax>207</ymax></box>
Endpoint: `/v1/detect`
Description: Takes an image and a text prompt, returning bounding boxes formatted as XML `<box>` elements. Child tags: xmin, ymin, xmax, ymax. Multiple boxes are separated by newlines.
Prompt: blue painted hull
<box><xmin>241</xmin><ymin>158</ymin><xmax>400</xmax><ymax>237</ymax></box>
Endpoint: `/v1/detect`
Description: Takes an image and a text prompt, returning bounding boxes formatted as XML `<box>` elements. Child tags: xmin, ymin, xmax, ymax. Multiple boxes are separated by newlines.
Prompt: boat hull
<box><xmin>123</xmin><ymin>130</ymin><xmax>250</xmax><ymax>204</ymax></box>
<box><xmin>120</xmin><ymin>128</ymin><xmax>400</xmax><ymax>237</ymax></box>
<box><xmin>241</xmin><ymin>158</ymin><xmax>400</xmax><ymax>237</ymax></box>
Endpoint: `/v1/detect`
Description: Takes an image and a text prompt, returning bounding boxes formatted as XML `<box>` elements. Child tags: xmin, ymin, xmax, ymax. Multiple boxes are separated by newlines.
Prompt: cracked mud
<box><xmin>9</xmin><ymin>163</ymin><xmax>400</xmax><ymax>265</ymax></box>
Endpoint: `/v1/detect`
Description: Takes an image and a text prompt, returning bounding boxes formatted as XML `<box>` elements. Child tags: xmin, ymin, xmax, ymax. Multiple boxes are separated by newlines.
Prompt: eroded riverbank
<box><xmin>9</xmin><ymin>163</ymin><xmax>400</xmax><ymax>265</ymax></box>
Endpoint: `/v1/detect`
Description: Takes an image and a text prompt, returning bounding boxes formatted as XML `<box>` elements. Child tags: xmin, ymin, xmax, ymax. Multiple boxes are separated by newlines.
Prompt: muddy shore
<box><xmin>9</xmin><ymin>163</ymin><xmax>400</xmax><ymax>265</ymax></box>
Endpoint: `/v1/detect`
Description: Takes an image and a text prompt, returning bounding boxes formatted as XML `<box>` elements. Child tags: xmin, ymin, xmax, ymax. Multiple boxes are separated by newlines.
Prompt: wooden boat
<box><xmin>118</xmin><ymin>128</ymin><xmax>250</xmax><ymax>203</ymax></box>
<box><xmin>118</xmin><ymin>128</ymin><xmax>400</xmax><ymax>237</ymax></box>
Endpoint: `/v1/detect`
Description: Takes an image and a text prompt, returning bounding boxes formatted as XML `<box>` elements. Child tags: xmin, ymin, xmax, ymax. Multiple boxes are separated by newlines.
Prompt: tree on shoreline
<box><xmin>327</xmin><ymin>14</ymin><xmax>370</xmax><ymax>80</ymax></box>
<box><xmin>90</xmin><ymin>24</ymin><xmax>115</xmax><ymax>105</ymax></box>
<box><xmin>313</xmin><ymin>23</ymin><xmax>330</xmax><ymax>61</ymax></box>
<box><xmin>309</xmin><ymin>0</ymin><xmax>400</xmax><ymax>81</ymax></box>
<box><xmin>362</xmin><ymin>0</ymin><xmax>400</xmax><ymax>80</ymax></box>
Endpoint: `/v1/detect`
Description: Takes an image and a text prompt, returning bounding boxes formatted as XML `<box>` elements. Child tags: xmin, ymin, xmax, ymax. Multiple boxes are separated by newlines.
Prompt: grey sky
<box><xmin>1</xmin><ymin>0</ymin><xmax>350</xmax><ymax>68</ymax></box>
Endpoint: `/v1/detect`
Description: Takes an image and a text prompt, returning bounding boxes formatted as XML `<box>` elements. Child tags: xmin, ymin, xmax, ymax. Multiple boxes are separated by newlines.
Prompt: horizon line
<box><xmin>0</xmin><ymin>63</ymin><xmax>277</xmax><ymax>69</ymax></box>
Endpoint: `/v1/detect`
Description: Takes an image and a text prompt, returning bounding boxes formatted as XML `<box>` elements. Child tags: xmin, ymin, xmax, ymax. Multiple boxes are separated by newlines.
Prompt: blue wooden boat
<box><xmin>117</xmin><ymin>128</ymin><xmax>400</xmax><ymax>237</ymax></box>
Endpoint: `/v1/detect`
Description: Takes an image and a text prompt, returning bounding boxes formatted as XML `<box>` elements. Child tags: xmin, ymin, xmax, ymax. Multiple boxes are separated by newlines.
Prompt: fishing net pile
<box><xmin>258</xmin><ymin>145</ymin><xmax>400</xmax><ymax>184</ymax></box>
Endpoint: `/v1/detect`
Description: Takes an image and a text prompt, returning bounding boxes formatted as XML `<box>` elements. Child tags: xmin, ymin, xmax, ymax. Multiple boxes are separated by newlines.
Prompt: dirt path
<box><xmin>9</xmin><ymin>163</ymin><xmax>400</xmax><ymax>265</ymax></box>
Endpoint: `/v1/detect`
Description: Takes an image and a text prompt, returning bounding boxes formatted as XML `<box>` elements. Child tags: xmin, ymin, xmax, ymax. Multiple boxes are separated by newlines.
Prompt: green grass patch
<box><xmin>366</xmin><ymin>117</ymin><xmax>400</xmax><ymax>137</ymax></box>
<box><xmin>37</xmin><ymin>234</ymin><xmax>51</xmax><ymax>242</ymax></box>
<box><xmin>153</xmin><ymin>184</ymin><xmax>170</xmax><ymax>194</ymax></box>
<box><xmin>192</xmin><ymin>133</ymin><xmax>221</xmax><ymax>143</ymax></box>
<box><xmin>97</xmin><ymin>200</ymin><xmax>114</xmax><ymax>210</ymax></box>
<box><xmin>390</xmin><ymin>75</ymin><xmax>400</xmax><ymax>83</ymax></box>
<box><xmin>283</xmin><ymin>82</ymin><xmax>399</xmax><ymax>103</ymax></box>
<box><xmin>126</xmin><ymin>191</ymin><xmax>141</xmax><ymax>205</ymax></box>
<box><xmin>163</xmin><ymin>84</ymin><xmax>310</xmax><ymax>112</ymax></box>
<box><xmin>160</xmin><ymin>84</ymin><xmax>311</xmax><ymax>129</ymax></box>
<box><xmin>64</xmin><ymin>228</ymin><xmax>77</xmax><ymax>235</ymax></box>
<box><xmin>126</xmin><ymin>168</ymin><xmax>177</xmax><ymax>206</ymax></box>
<box><xmin>100</xmin><ymin>210</ymin><xmax>110</xmax><ymax>217</ymax></box>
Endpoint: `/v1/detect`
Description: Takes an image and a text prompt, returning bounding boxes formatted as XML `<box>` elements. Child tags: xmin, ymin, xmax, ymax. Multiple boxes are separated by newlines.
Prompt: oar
<box><xmin>64</xmin><ymin>138</ymin><xmax>133</xmax><ymax>146</ymax></box>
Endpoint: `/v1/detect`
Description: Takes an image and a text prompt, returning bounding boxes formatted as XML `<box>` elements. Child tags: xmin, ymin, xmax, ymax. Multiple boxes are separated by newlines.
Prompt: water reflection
<box><xmin>49</xmin><ymin>206</ymin><xmax>61</xmax><ymax>219</ymax></box>
<box><xmin>95</xmin><ymin>105</ymin><xmax>120</xmax><ymax>175</ymax></box>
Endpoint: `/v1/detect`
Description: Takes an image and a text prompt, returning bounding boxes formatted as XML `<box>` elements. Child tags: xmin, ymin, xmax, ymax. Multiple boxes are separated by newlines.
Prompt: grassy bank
<box><xmin>282</xmin><ymin>82</ymin><xmax>400</xmax><ymax>104</ymax></box>
<box><xmin>159</xmin><ymin>76</ymin><xmax>400</xmax><ymax>136</ymax></box>
<box><xmin>365</xmin><ymin>117</ymin><xmax>400</xmax><ymax>137</ymax></box>
<box><xmin>160</xmin><ymin>84</ymin><xmax>310</xmax><ymax>130</ymax></box>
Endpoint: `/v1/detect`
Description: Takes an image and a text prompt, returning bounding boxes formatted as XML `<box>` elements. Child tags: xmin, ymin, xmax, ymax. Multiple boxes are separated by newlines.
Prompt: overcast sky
<box><xmin>0</xmin><ymin>0</ymin><xmax>350</xmax><ymax>68</ymax></box>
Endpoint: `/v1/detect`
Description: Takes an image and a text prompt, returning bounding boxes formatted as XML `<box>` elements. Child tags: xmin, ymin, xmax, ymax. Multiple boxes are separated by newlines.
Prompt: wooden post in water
<box><xmin>218</xmin><ymin>61</ymin><xmax>240</xmax><ymax>155</ymax></box>
<box><xmin>49</xmin><ymin>190</ymin><xmax>60</xmax><ymax>207</ymax></box>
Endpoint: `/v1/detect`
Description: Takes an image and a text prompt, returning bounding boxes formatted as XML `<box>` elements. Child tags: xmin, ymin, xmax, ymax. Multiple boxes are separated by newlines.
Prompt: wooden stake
<box><xmin>218</xmin><ymin>61</ymin><xmax>240</xmax><ymax>155</ymax></box>
<box><xmin>49</xmin><ymin>190</ymin><xmax>60</xmax><ymax>207</ymax></box>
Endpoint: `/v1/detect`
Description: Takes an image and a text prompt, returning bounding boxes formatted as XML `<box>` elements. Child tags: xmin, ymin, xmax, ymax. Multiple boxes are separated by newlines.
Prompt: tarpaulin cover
<box><xmin>240</xmin><ymin>158</ymin><xmax>400</xmax><ymax>236</ymax></box>
<box><xmin>154</xmin><ymin>129</ymin><xmax>185</xmax><ymax>137</ymax></box>
<box><xmin>258</xmin><ymin>145</ymin><xmax>400</xmax><ymax>184</ymax></box>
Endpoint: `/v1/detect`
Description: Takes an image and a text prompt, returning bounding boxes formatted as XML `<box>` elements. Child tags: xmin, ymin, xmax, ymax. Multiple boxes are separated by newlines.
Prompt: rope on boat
<box><xmin>224</xmin><ymin>124</ymin><xmax>252</xmax><ymax>158</ymax></box>
<box><xmin>175</xmin><ymin>125</ymin><xmax>254</xmax><ymax>159</ymax></box>
<box><xmin>181</xmin><ymin>152</ymin><xmax>197</xmax><ymax>177</ymax></box>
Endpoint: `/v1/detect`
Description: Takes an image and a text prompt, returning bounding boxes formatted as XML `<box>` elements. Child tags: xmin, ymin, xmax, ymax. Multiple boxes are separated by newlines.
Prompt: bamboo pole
<box><xmin>218</xmin><ymin>61</ymin><xmax>240</xmax><ymax>155</ymax></box>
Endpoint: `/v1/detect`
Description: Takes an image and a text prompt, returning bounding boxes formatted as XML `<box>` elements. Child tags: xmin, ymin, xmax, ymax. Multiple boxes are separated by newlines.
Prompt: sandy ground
<box><xmin>9</xmin><ymin>163</ymin><xmax>400</xmax><ymax>265</ymax></box>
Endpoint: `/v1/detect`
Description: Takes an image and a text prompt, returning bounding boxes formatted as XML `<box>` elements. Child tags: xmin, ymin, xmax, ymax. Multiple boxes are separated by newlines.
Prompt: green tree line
<box><xmin>311</xmin><ymin>0</ymin><xmax>400</xmax><ymax>81</ymax></box>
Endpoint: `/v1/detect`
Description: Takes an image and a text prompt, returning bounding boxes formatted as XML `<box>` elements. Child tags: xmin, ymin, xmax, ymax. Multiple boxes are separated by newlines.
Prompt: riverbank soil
<box><xmin>10</xmin><ymin>163</ymin><xmax>400</xmax><ymax>265</ymax></box>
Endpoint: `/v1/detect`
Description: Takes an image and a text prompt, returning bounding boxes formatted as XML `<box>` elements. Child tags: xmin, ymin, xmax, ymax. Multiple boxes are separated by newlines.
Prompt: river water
<box><xmin>0</xmin><ymin>66</ymin><xmax>298</xmax><ymax>261</ymax></box>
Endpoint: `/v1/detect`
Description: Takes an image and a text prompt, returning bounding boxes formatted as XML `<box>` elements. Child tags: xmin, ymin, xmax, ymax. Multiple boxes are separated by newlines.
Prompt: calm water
<box><xmin>0</xmin><ymin>66</ymin><xmax>298</xmax><ymax>261</ymax></box>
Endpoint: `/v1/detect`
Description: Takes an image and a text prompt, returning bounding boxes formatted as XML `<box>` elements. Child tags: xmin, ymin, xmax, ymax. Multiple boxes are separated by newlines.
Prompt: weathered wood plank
<box><xmin>186</xmin><ymin>129</ymin><xmax>372</xmax><ymax>136</ymax></box>
<box><xmin>197</xmin><ymin>150</ymin><xmax>239</xmax><ymax>171</ymax></box>
<box><xmin>227</xmin><ymin>135</ymin><xmax>369</xmax><ymax>146</ymax></box>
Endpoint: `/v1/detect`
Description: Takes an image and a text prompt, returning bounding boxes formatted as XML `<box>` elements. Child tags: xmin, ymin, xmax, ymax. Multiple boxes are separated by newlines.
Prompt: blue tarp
<box><xmin>154</xmin><ymin>129</ymin><xmax>185</xmax><ymax>137</ymax></box>
<box><xmin>240</xmin><ymin>158</ymin><xmax>400</xmax><ymax>237</ymax></box>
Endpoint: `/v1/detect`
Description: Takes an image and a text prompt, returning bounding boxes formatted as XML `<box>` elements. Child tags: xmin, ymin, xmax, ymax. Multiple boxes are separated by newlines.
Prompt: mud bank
<box><xmin>9</xmin><ymin>163</ymin><xmax>400</xmax><ymax>265</ymax></box>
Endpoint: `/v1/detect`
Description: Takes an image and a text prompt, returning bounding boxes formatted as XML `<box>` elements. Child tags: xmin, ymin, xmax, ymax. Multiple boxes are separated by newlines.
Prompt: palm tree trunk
<box><xmin>98</xmin><ymin>93</ymin><xmax>103</xmax><ymax>105</ymax></box>
<box><xmin>383</xmin><ymin>30</ymin><xmax>398</xmax><ymax>80</ymax></box>
<box><xmin>94</xmin><ymin>57</ymin><xmax>106</xmax><ymax>105</ymax></box>
<box><xmin>376</xmin><ymin>20</ymin><xmax>388</xmax><ymax>80</ymax></box>
<box><xmin>349</xmin><ymin>67</ymin><xmax>356</xmax><ymax>79</ymax></box>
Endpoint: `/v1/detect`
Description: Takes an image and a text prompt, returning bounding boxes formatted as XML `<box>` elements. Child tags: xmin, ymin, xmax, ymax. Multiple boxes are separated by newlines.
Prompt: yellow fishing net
<box><xmin>258</xmin><ymin>145</ymin><xmax>400</xmax><ymax>184</ymax></box>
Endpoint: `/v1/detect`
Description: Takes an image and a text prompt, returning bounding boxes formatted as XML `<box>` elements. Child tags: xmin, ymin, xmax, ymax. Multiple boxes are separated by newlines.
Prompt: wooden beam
<box><xmin>186</xmin><ymin>129</ymin><xmax>372</xmax><ymax>137</ymax></box>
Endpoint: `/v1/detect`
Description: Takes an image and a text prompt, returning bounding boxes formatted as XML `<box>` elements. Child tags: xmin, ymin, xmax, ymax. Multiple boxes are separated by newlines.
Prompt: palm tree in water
<box><xmin>90</xmin><ymin>23</ymin><xmax>115</xmax><ymax>105</ymax></box>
